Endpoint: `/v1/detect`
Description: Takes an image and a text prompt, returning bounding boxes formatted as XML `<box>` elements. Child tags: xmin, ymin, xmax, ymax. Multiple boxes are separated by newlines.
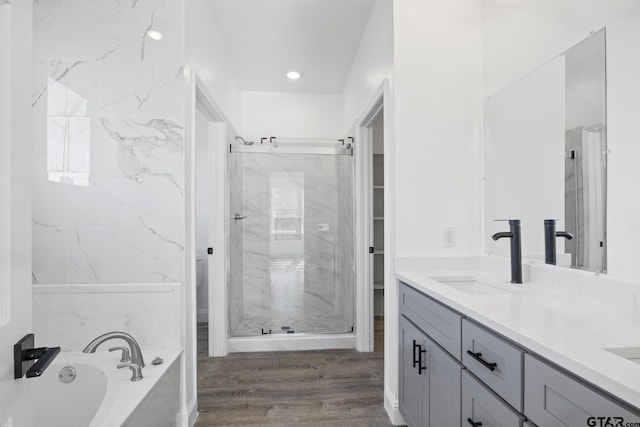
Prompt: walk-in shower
<box><xmin>228</xmin><ymin>138</ymin><xmax>354</xmax><ymax>338</ymax></box>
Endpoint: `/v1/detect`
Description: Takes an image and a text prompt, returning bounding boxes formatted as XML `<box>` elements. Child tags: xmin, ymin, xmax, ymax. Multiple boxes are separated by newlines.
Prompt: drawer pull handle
<box><xmin>418</xmin><ymin>347</ymin><xmax>427</xmax><ymax>375</ymax></box>
<box><xmin>412</xmin><ymin>340</ymin><xmax>420</xmax><ymax>368</ymax></box>
<box><xmin>467</xmin><ymin>418</ymin><xmax>482</xmax><ymax>427</ymax></box>
<box><xmin>467</xmin><ymin>350</ymin><xmax>497</xmax><ymax>371</ymax></box>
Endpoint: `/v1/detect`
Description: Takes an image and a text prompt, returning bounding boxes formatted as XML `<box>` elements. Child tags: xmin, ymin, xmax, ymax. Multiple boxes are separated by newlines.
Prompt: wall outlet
<box><xmin>443</xmin><ymin>227</ymin><xmax>455</xmax><ymax>247</ymax></box>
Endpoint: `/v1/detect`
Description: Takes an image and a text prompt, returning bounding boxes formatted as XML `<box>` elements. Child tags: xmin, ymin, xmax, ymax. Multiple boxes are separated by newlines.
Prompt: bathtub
<box><xmin>33</xmin><ymin>349</ymin><xmax>181</xmax><ymax>427</ymax></box>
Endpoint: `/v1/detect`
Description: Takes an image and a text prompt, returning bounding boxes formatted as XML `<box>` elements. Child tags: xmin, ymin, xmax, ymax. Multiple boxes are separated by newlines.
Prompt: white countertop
<box><xmin>396</xmin><ymin>267</ymin><xmax>640</xmax><ymax>411</ymax></box>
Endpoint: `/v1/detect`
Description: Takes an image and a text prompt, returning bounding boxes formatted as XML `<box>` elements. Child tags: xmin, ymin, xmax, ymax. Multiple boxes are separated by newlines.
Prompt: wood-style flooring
<box><xmin>195</xmin><ymin>318</ymin><xmax>392</xmax><ymax>427</ymax></box>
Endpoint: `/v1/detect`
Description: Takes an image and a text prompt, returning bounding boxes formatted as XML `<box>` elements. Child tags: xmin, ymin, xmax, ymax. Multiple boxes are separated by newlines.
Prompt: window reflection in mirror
<box><xmin>484</xmin><ymin>28</ymin><xmax>607</xmax><ymax>273</ymax></box>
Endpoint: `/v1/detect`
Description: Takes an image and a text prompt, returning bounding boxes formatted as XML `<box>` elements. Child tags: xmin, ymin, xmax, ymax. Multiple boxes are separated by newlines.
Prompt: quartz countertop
<box><xmin>396</xmin><ymin>267</ymin><xmax>640</xmax><ymax>411</ymax></box>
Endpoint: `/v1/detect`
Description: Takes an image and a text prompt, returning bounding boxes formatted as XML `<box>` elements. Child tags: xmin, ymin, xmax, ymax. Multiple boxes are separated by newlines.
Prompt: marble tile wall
<box><xmin>337</xmin><ymin>155</ymin><xmax>355</xmax><ymax>328</ymax></box>
<box><xmin>32</xmin><ymin>283</ymin><xmax>182</xmax><ymax>351</ymax></box>
<box><xmin>228</xmin><ymin>150</ymin><xmax>244</xmax><ymax>333</ymax></box>
<box><xmin>230</xmin><ymin>151</ymin><xmax>354</xmax><ymax>336</ymax></box>
<box><xmin>32</xmin><ymin>0</ymin><xmax>185</xmax><ymax>284</ymax></box>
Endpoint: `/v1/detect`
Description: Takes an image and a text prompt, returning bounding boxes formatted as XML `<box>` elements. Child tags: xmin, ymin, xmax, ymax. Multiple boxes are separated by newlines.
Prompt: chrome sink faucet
<box><xmin>83</xmin><ymin>331</ymin><xmax>145</xmax><ymax>368</ymax></box>
<box><xmin>492</xmin><ymin>219</ymin><xmax>523</xmax><ymax>284</ymax></box>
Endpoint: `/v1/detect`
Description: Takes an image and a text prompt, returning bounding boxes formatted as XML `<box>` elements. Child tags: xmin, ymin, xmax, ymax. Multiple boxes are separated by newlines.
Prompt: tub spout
<box><xmin>83</xmin><ymin>331</ymin><xmax>145</xmax><ymax>368</ymax></box>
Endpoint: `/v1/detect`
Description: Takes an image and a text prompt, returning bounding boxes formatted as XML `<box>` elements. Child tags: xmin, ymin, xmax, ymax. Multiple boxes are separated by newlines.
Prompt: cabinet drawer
<box><xmin>399</xmin><ymin>282</ymin><xmax>462</xmax><ymax>360</ymax></box>
<box><xmin>462</xmin><ymin>319</ymin><xmax>523</xmax><ymax>411</ymax></box>
<box><xmin>524</xmin><ymin>354</ymin><xmax>640</xmax><ymax>426</ymax></box>
<box><xmin>462</xmin><ymin>370</ymin><xmax>524</xmax><ymax>427</ymax></box>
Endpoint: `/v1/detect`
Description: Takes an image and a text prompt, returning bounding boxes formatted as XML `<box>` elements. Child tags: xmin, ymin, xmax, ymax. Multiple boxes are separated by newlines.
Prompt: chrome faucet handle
<box><xmin>117</xmin><ymin>362</ymin><xmax>143</xmax><ymax>381</ymax></box>
<box><xmin>109</xmin><ymin>346</ymin><xmax>131</xmax><ymax>363</ymax></box>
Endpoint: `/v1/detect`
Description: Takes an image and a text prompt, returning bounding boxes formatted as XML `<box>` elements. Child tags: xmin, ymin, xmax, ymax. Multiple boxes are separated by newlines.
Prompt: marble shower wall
<box><xmin>31</xmin><ymin>0</ymin><xmax>185</xmax><ymax>284</ymax></box>
<box><xmin>228</xmin><ymin>150</ymin><xmax>244</xmax><ymax>333</ymax></box>
<box><xmin>337</xmin><ymin>155</ymin><xmax>355</xmax><ymax>328</ymax></box>
<box><xmin>231</xmin><ymin>151</ymin><xmax>354</xmax><ymax>335</ymax></box>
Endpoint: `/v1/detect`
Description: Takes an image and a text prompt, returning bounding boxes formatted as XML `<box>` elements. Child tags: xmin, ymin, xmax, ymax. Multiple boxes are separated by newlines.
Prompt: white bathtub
<box><xmin>33</xmin><ymin>349</ymin><xmax>181</xmax><ymax>427</ymax></box>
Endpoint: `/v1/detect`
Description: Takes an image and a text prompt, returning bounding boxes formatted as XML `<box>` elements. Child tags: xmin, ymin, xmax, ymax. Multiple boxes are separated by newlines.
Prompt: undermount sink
<box><xmin>605</xmin><ymin>347</ymin><xmax>640</xmax><ymax>365</ymax></box>
<box><xmin>432</xmin><ymin>277</ymin><xmax>515</xmax><ymax>296</ymax></box>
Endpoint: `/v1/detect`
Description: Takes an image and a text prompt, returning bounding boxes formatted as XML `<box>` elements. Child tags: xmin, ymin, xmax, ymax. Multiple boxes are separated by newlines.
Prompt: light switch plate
<box><xmin>318</xmin><ymin>224</ymin><xmax>329</xmax><ymax>232</ymax></box>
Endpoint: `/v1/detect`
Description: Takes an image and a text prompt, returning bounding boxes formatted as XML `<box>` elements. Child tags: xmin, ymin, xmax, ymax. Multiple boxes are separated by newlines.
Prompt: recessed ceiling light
<box><xmin>286</xmin><ymin>71</ymin><xmax>301</xmax><ymax>80</ymax></box>
<box><xmin>146</xmin><ymin>30</ymin><xmax>163</xmax><ymax>41</ymax></box>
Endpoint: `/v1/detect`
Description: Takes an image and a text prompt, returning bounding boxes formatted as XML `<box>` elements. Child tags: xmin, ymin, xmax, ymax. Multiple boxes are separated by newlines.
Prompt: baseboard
<box><xmin>177</xmin><ymin>396</ymin><xmax>198</xmax><ymax>427</ymax></box>
<box><xmin>384</xmin><ymin>386</ymin><xmax>405</xmax><ymax>426</ymax></box>
<box><xmin>197</xmin><ymin>308</ymin><xmax>208</xmax><ymax>324</ymax></box>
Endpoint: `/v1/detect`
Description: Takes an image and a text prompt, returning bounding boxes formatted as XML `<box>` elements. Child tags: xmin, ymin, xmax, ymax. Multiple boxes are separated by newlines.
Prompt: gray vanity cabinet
<box><xmin>400</xmin><ymin>315</ymin><xmax>463</xmax><ymax>427</ymax></box>
<box><xmin>524</xmin><ymin>354</ymin><xmax>640</xmax><ymax>426</ymax></box>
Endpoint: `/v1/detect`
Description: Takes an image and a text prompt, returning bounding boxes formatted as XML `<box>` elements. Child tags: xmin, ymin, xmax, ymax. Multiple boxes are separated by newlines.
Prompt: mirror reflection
<box><xmin>484</xmin><ymin>28</ymin><xmax>607</xmax><ymax>273</ymax></box>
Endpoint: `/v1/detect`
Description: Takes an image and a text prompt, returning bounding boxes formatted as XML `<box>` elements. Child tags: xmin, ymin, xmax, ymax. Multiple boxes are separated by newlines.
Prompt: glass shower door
<box><xmin>228</xmin><ymin>149</ymin><xmax>354</xmax><ymax>337</ymax></box>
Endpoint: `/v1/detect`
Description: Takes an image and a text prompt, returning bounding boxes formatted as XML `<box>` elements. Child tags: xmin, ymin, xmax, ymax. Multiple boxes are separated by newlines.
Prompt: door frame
<box><xmin>184</xmin><ymin>70</ymin><xmax>229</xmax><ymax>426</ymax></box>
<box><xmin>1</xmin><ymin>1</ymin><xmax>36</xmax><ymax>423</ymax></box>
<box><xmin>355</xmin><ymin>79</ymin><xmax>389</xmax><ymax>352</ymax></box>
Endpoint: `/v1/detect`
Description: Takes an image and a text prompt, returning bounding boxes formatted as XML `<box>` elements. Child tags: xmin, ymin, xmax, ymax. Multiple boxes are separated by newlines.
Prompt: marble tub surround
<box><xmin>31</xmin><ymin>0</ymin><xmax>185</xmax><ymax>284</ymax></box>
<box><xmin>396</xmin><ymin>256</ymin><xmax>640</xmax><ymax>411</ymax></box>
<box><xmin>32</xmin><ymin>283</ymin><xmax>182</xmax><ymax>351</ymax></box>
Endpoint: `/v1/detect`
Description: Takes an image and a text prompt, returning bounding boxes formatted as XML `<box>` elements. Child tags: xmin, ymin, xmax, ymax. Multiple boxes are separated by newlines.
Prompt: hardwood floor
<box><xmin>195</xmin><ymin>318</ymin><xmax>392</xmax><ymax>426</ymax></box>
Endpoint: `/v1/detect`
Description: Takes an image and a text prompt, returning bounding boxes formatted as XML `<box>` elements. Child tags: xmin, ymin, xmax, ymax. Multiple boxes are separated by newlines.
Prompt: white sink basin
<box><xmin>605</xmin><ymin>347</ymin><xmax>640</xmax><ymax>365</ymax></box>
<box><xmin>432</xmin><ymin>277</ymin><xmax>515</xmax><ymax>296</ymax></box>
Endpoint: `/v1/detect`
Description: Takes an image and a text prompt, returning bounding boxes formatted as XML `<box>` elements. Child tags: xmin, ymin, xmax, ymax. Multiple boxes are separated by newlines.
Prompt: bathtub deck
<box><xmin>195</xmin><ymin>318</ymin><xmax>391</xmax><ymax>427</ymax></box>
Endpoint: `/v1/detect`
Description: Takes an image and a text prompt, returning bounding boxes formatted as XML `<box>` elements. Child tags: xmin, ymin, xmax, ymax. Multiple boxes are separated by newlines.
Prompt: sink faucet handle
<box><xmin>117</xmin><ymin>362</ymin><xmax>143</xmax><ymax>382</ymax></box>
<box><xmin>109</xmin><ymin>346</ymin><xmax>131</xmax><ymax>363</ymax></box>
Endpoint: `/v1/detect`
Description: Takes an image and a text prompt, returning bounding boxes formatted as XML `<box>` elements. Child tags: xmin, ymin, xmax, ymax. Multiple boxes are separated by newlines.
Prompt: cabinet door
<box><xmin>524</xmin><ymin>354</ymin><xmax>640</xmax><ymax>426</ymax></box>
<box><xmin>400</xmin><ymin>316</ymin><xmax>426</xmax><ymax>427</ymax></box>
<box><xmin>424</xmin><ymin>333</ymin><xmax>463</xmax><ymax>427</ymax></box>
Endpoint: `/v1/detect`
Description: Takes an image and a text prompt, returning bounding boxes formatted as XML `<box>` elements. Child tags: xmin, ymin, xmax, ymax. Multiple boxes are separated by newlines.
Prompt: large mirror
<box><xmin>484</xmin><ymin>29</ymin><xmax>607</xmax><ymax>273</ymax></box>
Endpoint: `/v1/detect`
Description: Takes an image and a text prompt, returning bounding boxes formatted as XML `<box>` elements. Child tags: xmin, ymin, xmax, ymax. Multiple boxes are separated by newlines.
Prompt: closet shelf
<box><xmin>374</xmin><ymin>282</ymin><xmax>384</xmax><ymax>290</ymax></box>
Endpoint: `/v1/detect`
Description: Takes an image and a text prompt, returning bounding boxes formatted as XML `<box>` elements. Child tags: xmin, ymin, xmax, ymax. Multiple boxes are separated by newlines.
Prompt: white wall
<box><xmin>394</xmin><ymin>0</ymin><xmax>483</xmax><ymax>258</ymax></box>
<box><xmin>482</xmin><ymin>0</ymin><xmax>640</xmax><ymax>281</ymax></box>
<box><xmin>388</xmin><ymin>0</ymin><xmax>483</xmax><ymax>422</ymax></box>
<box><xmin>241</xmin><ymin>91</ymin><xmax>342</xmax><ymax>140</ymax></box>
<box><xmin>341</xmin><ymin>0</ymin><xmax>394</xmax><ymax>132</ymax></box>
<box><xmin>185</xmin><ymin>0</ymin><xmax>241</xmax><ymax>128</ymax></box>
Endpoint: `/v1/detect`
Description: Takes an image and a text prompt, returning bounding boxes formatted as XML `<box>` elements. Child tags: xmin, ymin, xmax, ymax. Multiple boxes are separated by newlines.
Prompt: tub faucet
<box><xmin>544</xmin><ymin>219</ymin><xmax>574</xmax><ymax>265</ymax></box>
<box><xmin>117</xmin><ymin>362</ymin><xmax>143</xmax><ymax>381</ymax></box>
<box><xmin>492</xmin><ymin>219</ymin><xmax>523</xmax><ymax>284</ymax></box>
<box><xmin>83</xmin><ymin>331</ymin><xmax>145</xmax><ymax>368</ymax></box>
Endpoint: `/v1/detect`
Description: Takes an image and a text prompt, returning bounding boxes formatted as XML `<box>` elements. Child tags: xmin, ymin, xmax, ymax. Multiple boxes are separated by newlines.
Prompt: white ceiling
<box><xmin>207</xmin><ymin>0</ymin><xmax>377</xmax><ymax>94</ymax></box>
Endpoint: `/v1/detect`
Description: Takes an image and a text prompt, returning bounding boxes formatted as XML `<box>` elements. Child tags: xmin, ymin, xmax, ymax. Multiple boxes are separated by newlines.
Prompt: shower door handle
<box><xmin>234</xmin><ymin>213</ymin><xmax>247</xmax><ymax>220</ymax></box>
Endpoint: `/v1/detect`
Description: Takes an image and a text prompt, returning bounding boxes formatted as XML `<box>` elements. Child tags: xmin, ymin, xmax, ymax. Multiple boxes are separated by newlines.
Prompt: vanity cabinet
<box><xmin>398</xmin><ymin>280</ymin><xmax>640</xmax><ymax>427</ymax></box>
<box><xmin>400</xmin><ymin>315</ymin><xmax>463</xmax><ymax>427</ymax></box>
<box><xmin>524</xmin><ymin>354</ymin><xmax>640</xmax><ymax>426</ymax></box>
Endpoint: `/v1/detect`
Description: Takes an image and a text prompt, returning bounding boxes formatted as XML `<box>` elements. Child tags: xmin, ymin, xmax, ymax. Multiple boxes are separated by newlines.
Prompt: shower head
<box><xmin>235</xmin><ymin>136</ymin><xmax>255</xmax><ymax>146</ymax></box>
